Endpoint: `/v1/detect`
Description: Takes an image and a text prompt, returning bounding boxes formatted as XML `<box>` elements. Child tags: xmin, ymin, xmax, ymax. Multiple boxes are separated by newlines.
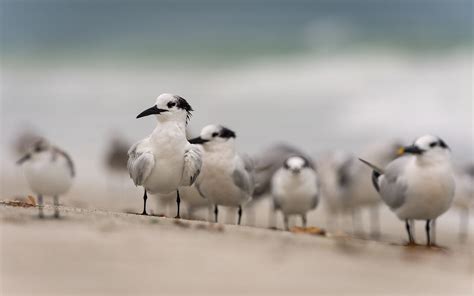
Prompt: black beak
<box><xmin>136</xmin><ymin>106</ymin><xmax>168</xmax><ymax>119</ymax></box>
<box><xmin>17</xmin><ymin>154</ymin><xmax>31</xmax><ymax>165</ymax></box>
<box><xmin>401</xmin><ymin>145</ymin><xmax>424</xmax><ymax>155</ymax></box>
<box><xmin>189</xmin><ymin>137</ymin><xmax>209</xmax><ymax>144</ymax></box>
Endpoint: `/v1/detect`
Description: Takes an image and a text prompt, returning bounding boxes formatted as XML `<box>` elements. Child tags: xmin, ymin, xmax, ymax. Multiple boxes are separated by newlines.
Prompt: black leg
<box><xmin>301</xmin><ymin>214</ymin><xmax>307</xmax><ymax>228</ymax></box>
<box><xmin>214</xmin><ymin>205</ymin><xmax>219</xmax><ymax>223</ymax></box>
<box><xmin>405</xmin><ymin>219</ymin><xmax>414</xmax><ymax>244</ymax></box>
<box><xmin>53</xmin><ymin>196</ymin><xmax>60</xmax><ymax>218</ymax></box>
<box><xmin>237</xmin><ymin>205</ymin><xmax>243</xmax><ymax>225</ymax></box>
<box><xmin>284</xmin><ymin>215</ymin><xmax>289</xmax><ymax>231</ymax></box>
<box><xmin>37</xmin><ymin>194</ymin><xmax>44</xmax><ymax>219</ymax></box>
<box><xmin>141</xmin><ymin>189</ymin><xmax>148</xmax><ymax>215</ymax></box>
<box><xmin>174</xmin><ymin>190</ymin><xmax>181</xmax><ymax>219</ymax></box>
<box><xmin>425</xmin><ymin>220</ymin><xmax>431</xmax><ymax>246</ymax></box>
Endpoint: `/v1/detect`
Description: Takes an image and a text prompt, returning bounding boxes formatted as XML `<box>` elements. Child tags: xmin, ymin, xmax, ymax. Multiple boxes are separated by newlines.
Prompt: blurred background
<box><xmin>0</xmin><ymin>0</ymin><xmax>472</xmax><ymax>211</ymax></box>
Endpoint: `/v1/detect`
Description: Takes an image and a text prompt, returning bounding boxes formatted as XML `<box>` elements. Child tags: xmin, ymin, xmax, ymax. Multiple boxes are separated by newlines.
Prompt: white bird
<box><xmin>360</xmin><ymin>135</ymin><xmax>455</xmax><ymax>246</ymax></box>
<box><xmin>271</xmin><ymin>156</ymin><xmax>320</xmax><ymax>230</ymax></box>
<box><xmin>17</xmin><ymin>139</ymin><xmax>75</xmax><ymax>218</ymax></box>
<box><xmin>253</xmin><ymin>144</ymin><xmax>309</xmax><ymax>198</ymax></box>
<box><xmin>453</xmin><ymin>164</ymin><xmax>474</xmax><ymax>242</ymax></box>
<box><xmin>189</xmin><ymin>125</ymin><xmax>254</xmax><ymax>225</ymax></box>
<box><xmin>128</xmin><ymin>93</ymin><xmax>202</xmax><ymax>218</ymax></box>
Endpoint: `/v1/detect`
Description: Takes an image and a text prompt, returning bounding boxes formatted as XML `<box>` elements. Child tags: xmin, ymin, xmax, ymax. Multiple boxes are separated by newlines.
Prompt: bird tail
<box><xmin>358</xmin><ymin>158</ymin><xmax>384</xmax><ymax>174</ymax></box>
<box><xmin>358</xmin><ymin>158</ymin><xmax>384</xmax><ymax>193</ymax></box>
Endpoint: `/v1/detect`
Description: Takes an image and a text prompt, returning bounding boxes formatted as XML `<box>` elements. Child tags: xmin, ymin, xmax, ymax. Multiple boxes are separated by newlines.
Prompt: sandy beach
<box><xmin>1</xmin><ymin>202</ymin><xmax>472</xmax><ymax>296</ymax></box>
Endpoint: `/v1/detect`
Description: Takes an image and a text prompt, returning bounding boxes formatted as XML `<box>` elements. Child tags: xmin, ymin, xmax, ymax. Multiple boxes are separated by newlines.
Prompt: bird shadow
<box><xmin>389</xmin><ymin>241</ymin><xmax>450</xmax><ymax>253</ymax></box>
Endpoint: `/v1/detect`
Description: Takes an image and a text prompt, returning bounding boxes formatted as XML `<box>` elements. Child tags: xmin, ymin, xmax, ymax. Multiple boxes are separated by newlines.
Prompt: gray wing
<box><xmin>232</xmin><ymin>154</ymin><xmax>255</xmax><ymax>196</ymax></box>
<box><xmin>180</xmin><ymin>143</ymin><xmax>202</xmax><ymax>186</ymax></box>
<box><xmin>127</xmin><ymin>140</ymin><xmax>155</xmax><ymax>186</ymax></box>
<box><xmin>53</xmin><ymin>147</ymin><xmax>75</xmax><ymax>178</ymax></box>
<box><xmin>379</xmin><ymin>157</ymin><xmax>410</xmax><ymax>209</ymax></box>
<box><xmin>253</xmin><ymin>143</ymin><xmax>309</xmax><ymax>197</ymax></box>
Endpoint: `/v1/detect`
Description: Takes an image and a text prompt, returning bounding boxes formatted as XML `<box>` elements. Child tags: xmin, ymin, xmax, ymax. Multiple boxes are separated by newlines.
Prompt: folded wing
<box><xmin>128</xmin><ymin>140</ymin><xmax>155</xmax><ymax>186</ymax></box>
<box><xmin>232</xmin><ymin>154</ymin><xmax>256</xmax><ymax>196</ymax></box>
<box><xmin>181</xmin><ymin>143</ymin><xmax>202</xmax><ymax>186</ymax></box>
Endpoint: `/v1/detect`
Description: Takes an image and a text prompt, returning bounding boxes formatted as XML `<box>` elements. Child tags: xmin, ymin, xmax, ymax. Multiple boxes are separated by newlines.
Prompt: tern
<box><xmin>271</xmin><ymin>156</ymin><xmax>320</xmax><ymax>230</ymax></box>
<box><xmin>189</xmin><ymin>125</ymin><xmax>254</xmax><ymax>225</ymax></box>
<box><xmin>17</xmin><ymin>139</ymin><xmax>75</xmax><ymax>218</ymax></box>
<box><xmin>128</xmin><ymin>93</ymin><xmax>202</xmax><ymax>218</ymax></box>
<box><xmin>360</xmin><ymin>135</ymin><xmax>455</xmax><ymax>246</ymax></box>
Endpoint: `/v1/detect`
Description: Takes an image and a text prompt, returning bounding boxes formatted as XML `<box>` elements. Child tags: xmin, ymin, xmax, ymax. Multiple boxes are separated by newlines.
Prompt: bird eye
<box><xmin>429</xmin><ymin>142</ymin><xmax>437</xmax><ymax>148</ymax></box>
<box><xmin>167</xmin><ymin>102</ymin><xmax>176</xmax><ymax>108</ymax></box>
<box><xmin>212</xmin><ymin>132</ymin><xmax>218</xmax><ymax>137</ymax></box>
<box><xmin>34</xmin><ymin>146</ymin><xmax>42</xmax><ymax>152</ymax></box>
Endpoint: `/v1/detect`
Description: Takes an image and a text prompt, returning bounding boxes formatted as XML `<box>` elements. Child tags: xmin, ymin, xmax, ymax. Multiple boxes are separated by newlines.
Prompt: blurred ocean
<box><xmin>1</xmin><ymin>0</ymin><xmax>472</xmax><ymax>187</ymax></box>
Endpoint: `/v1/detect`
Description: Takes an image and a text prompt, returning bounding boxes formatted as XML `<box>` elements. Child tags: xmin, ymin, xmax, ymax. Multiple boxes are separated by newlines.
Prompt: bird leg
<box><xmin>174</xmin><ymin>190</ymin><xmax>181</xmax><ymax>219</ymax></box>
<box><xmin>53</xmin><ymin>195</ymin><xmax>60</xmax><ymax>218</ymax></box>
<box><xmin>284</xmin><ymin>215</ymin><xmax>289</xmax><ymax>231</ymax></box>
<box><xmin>370</xmin><ymin>206</ymin><xmax>381</xmax><ymax>239</ymax></box>
<box><xmin>405</xmin><ymin>219</ymin><xmax>415</xmax><ymax>244</ymax></box>
<box><xmin>268</xmin><ymin>204</ymin><xmax>277</xmax><ymax>230</ymax></box>
<box><xmin>301</xmin><ymin>214</ymin><xmax>307</xmax><ymax>228</ymax></box>
<box><xmin>141</xmin><ymin>189</ymin><xmax>148</xmax><ymax>215</ymax></box>
<box><xmin>214</xmin><ymin>205</ymin><xmax>219</xmax><ymax>223</ymax></box>
<box><xmin>37</xmin><ymin>194</ymin><xmax>44</xmax><ymax>219</ymax></box>
<box><xmin>459</xmin><ymin>207</ymin><xmax>469</xmax><ymax>243</ymax></box>
<box><xmin>351</xmin><ymin>208</ymin><xmax>363</xmax><ymax>237</ymax></box>
<box><xmin>237</xmin><ymin>205</ymin><xmax>243</xmax><ymax>225</ymax></box>
<box><xmin>425</xmin><ymin>219</ymin><xmax>431</xmax><ymax>246</ymax></box>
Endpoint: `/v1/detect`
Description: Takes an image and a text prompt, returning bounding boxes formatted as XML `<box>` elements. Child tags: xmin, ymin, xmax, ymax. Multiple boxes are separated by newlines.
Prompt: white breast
<box><xmin>272</xmin><ymin>169</ymin><xmax>319</xmax><ymax>215</ymax></box>
<box><xmin>198</xmin><ymin>151</ymin><xmax>248</xmax><ymax>207</ymax></box>
<box><xmin>144</xmin><ymin>124</ymin><xmax>187</xmax><ymax>194</ymax></box>
<box><xmin>395</xmin><ymin>163</ymin><xmax>455</xmax><ymax>220</ymax></box>
<box><xmin>24</xmin><ymin>152</ymin><xmax>73</xmax><ymax>196</ymax></box>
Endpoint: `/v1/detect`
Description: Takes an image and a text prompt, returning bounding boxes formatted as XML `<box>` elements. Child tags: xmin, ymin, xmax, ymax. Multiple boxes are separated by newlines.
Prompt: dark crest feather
<box><xmin>174</xmin><ymin>95</ymin><xmax>193</xmax><ymax>124</ymax></box>
<box><xmin>438</xmin><ymin>138</ymin><xmax>449</xmax><ymax>149</ymax></box>
<box><xmin>219</xmin><ymin>126</ymin><xmax>236</xmax><ymax>139</ymax></box>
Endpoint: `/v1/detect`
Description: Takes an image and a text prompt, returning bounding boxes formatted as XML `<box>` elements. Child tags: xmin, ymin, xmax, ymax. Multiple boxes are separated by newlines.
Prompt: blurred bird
<box><xmin>253</xmin><ymin>144</ymin><xmax>309</xmax><ymax>198</ymax></box>
<box><xmin>452</xmin><ymin>164</ymin><xmax>474</xmax><ymax>242</ymax></box>
<box><xmin>318</xmin><ymin>151</ymin><xmax>353</xmax><ymax>231</ymax></box>
<box><xmin>190</xmin><ymin>125</ymin><xmax>255</xmax><ymax>225</ymax></box>
<box><xmin>271</xmin><ymin>156</ymin><xmax>320</xmax><ymax>230</ymax></box>
<box><xmin>321</xmin><ymin>141</ymin><xmax>401</xmax><ymax>237</ymax></box>
<box><xmin>12</xmin><ymin>127</ymin><xmax>43</xmax><ymax>157</ymax></box>
<box><xmin>128</xmin><ymin>93</ymin><xmax>202</xmax><ymax>217</ymax></box>
<box><xmin>104</xmin><ymin>136</ymin><xmax>130</xmax><ymax>174</ymax></box>
<box><xmin>360</xmin><ymin>135</ymin><xmax>455</xmax><ymax>246</ymax></box>
<box><xmin>17</xmin><ymin>139</ymin><xmax>75</xmax><ymax>218</ymax></box>
<box><xmin>252</xmin><ymin>144</ymin><xmax>309</xmax><ymax>227</ymax></box>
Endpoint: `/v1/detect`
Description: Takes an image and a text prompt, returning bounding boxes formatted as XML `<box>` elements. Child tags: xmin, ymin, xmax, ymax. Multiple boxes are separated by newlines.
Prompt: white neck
<box><xmin>205</xmin><ymin>139</ymin><xmax>236</xmax><ymax>155</ymax></box>
<box><xmin>151</xmin><ymin>119</ymin><xmax>187</xmax><ymax>140</ymax></box>
<box><xmin>416</xmin><ymin>152</ymin><xmax>451</xmax><ymax>168</ymax></box>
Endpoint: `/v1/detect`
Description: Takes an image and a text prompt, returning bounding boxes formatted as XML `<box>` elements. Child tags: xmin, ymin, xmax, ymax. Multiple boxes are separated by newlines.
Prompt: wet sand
<box><xmin>0</xmin><ymin>203</ymin><xmax>472</xmax><ymax>295</ymax></box>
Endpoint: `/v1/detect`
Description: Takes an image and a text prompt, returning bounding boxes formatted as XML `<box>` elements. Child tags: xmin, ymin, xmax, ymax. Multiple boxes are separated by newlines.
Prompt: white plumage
<box><xmin>271</xmin><ymin>156</ymin><xmax>319</xmax><ymax>230</ymax></box>
<box><xmin>127</xmin><ymin>93</ymin><xmax>202</xmax><ymax>217</ymax></box>
<box><xmin>362</xmin><ymin>135</ymin><xmax>455</xmax><ymax>245</ymax></box>
<box><xmin>190</xmin><ymin>124</ymin><xmax>255</xmax><ymax>225</ymax></box>
<box><xmin>18</xmin><ymin>139</ymin><xmax>75</xmax><ymax>218</ymax></box>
